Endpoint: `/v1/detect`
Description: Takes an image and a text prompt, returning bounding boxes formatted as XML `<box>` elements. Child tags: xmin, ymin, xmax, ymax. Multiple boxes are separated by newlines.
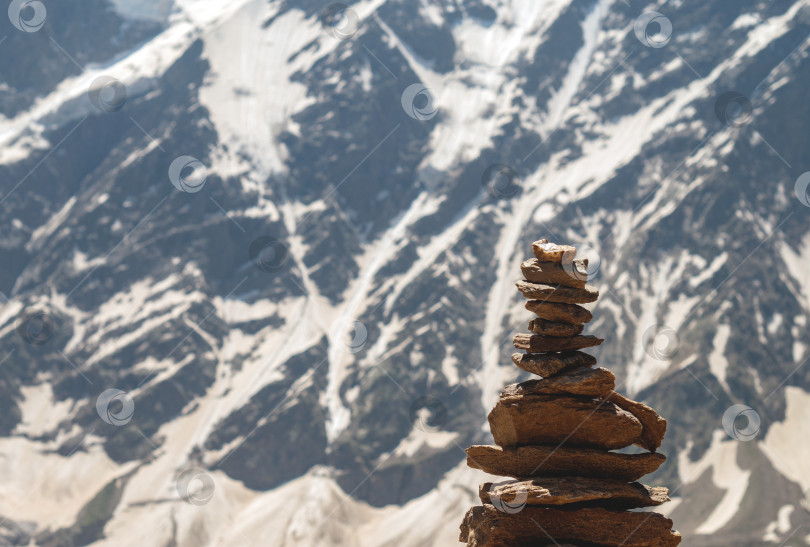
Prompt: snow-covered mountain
<box><xmin>1</xmin><ymin>0</ymin><xmax>809</xmax><ymax>545</ymax></box>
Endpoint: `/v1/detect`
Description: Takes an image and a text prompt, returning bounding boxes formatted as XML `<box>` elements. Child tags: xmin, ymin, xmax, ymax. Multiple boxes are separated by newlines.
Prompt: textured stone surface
<box><xmin>527</xmin><ymin>318</ymin><xmax>583</xmax><ymax>337</ymax></box>
<box><xmin>515</xmin><ymin>281</ymin><xmax>599</xmax><ymax>303</ymax></box>
<box><xmin>525</xmin><ymin>301</ymin><xmax>592</xmax><ymax>324</ymax></box>
<box><xmin>531</xmin><ymin>241</ymin><xmax>577</xmax><ymax>263</ymax></box>
<box><xmin>605</xmin><ymin>391</ymin><xmax>667</xmax><ymax>452</ymax></box>
<box><xmin>521</xmin><ymin>258</ymin><xmax>588</xmax><ymax>288</ymax></box>
<box><xmin>510</xmin><ymin>351</ymin><xmax>596</xmax><ymax>377</ymax></box>
<box><xmin>480</xmin><ymin>477</ymin><xmax>670</xmax><ymax>509</ymax></box>
<box><xmin>488</xmin><ymin>395</ymin><xmax>642</xmax><ymax>449</ymax></box>
<box><xmin>460</xmin><ymin>505</ymin><xmax>682</xmax><ymax>547</ymax></box>
<box><xmin>465</xmin><ymin>445</ymin><xmax>667</xmax><ymax>481</ymax></box>
<box><xmin>501</xmin><ymin>367</ymin><xmax>615</xmax><ymax>399</ymax></box>
<box><xmin>513</xmin><ymin>334</ymin><xmax>603</xmax><ymax>352</ymax></box>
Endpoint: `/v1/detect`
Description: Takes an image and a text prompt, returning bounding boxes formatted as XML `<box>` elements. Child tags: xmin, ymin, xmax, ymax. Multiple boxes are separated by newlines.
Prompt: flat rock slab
<box><xmin>513</xmin><ymin>334</ymin><xmax>603</xmax><ymax>352</ymax></box>
<box><xmin>521</xmin><ymin>258</ymin><xmax>588</xmax><ymax>288</ymax></box>
<box><xmin>460</xmin><ymin>505</ymin><xmax>681</xmax><ymax>547</ymax></box>
<box><xmin>605</xmin><ymin>391</ymin><xmax>667</xmax><ymax>452</ymax></box>
<box><xmin>511</xmin><ymin>351</ymin><xmax>596</xmax><ymax>377</ymax></box>
<box><xmin>528</xmin><ymin>318</ymin><xmax>583</xmax><ymax>337</ymax></box>
<box><xmin>489</xmin><ymin>394</ymin><xmax>642</xmax><ymax>449</ymax></box>
<box><xmin>501</xmin><ymin>367</ymin><xmax>615</xmax><ymax>399</ymax></box>
<box><xmin>480</xmin><ymin>477</ymin><xmax>670</xmax><ymax>509</ymax></box>
<box><xmin>516</xmin><ymin>281</ymin><xmax>599</xmax><ymax>304</ymax></box>
<box><xmin>532</xmin><ymin>241</ymin><xmax>578</xmax><ymax>263</ymax></box>
<box><xmin>465</xmin><ymin>445</ymin><xmax>667</xmax><ymax>481</ymax></box>
<box><xmin>525</xmin><ymin>301</ymin><xmax>592</xmax><ymax>324</ymax></box>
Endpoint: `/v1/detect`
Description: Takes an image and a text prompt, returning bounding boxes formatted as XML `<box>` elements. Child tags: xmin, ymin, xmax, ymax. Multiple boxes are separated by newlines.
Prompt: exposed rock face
<box><xmin>480</xmin><ymin>477</ymin><xmax>670</xmax><ymax>509</ymax></box>
<box><xmin>513</xmin><ymin>333</ymin><xmax>603</xmax><ymax>352</ymax></box>
<box><xmin>525</xmin><ymin>300</ymin><xmax>592</xmax><ymax>324</ymax></box>
<box><xmin>460</xmin><ymin>505</ymin><xmax>682</xmax><ymax>547</ymax></box>
<box><xmin>515</xmin><ymin>281</ymin><xmax>599</xmax><ymax>303</ymax></box>
<box><xmin>488</xmin><ymin>395</ymin><xmax>642</xmax><ymax>449</ymax></box>
<box><xmin>465</xmin><ymin>445</ymin><xmax>667</xmax><ymax>481</ymax></box>
<box><xmin>461</xmin><ymin>240</ymin><xmax>679</xmax><ymax>545</ymax></box>
<box><xmin>510</xmin><ymin>351</ymin><xmax>596</xmax><ymax>377</ymax></box>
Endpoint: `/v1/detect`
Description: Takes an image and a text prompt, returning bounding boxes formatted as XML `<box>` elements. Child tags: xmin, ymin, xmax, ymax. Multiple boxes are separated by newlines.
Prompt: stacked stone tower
<box><xmin>460</xmin><ymin>240</ymin><xmax>681</xmax><ymax>546</ymax></box>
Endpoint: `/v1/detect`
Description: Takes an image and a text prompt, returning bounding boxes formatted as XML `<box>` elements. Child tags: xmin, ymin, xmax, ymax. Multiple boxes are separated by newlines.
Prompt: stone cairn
<box><xmin>460</xmin><ymin>240</ymin><xmax>681</xmax><ymax>546</ymax></box>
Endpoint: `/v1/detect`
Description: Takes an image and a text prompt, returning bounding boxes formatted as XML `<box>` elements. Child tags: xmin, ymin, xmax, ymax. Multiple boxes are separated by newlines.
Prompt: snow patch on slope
<box><xmin>679</xmin><ymin>430</ymin><xmax>751</xmax><ymax>535</ymax></box>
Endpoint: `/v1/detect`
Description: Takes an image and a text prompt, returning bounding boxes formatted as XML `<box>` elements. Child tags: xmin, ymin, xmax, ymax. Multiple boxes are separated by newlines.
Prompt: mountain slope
<box><xmin>1</xmin><ymin>0</ymin><xmax>809</xmax><ymax>545</ymax></box>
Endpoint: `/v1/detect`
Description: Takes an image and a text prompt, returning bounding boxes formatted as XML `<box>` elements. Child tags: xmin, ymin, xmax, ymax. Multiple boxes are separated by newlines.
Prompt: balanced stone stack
<box><xmin>460</xmin><ymin>240</ymin><xmax>681</xmax><ymax>546</ymax></box>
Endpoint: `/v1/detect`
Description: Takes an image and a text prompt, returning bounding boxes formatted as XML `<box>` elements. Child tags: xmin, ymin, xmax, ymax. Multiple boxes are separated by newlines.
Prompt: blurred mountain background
<box><xmin>1</xmin><ymin>0</ymin><xmax>809</xmax><ymax>545</ymax></box>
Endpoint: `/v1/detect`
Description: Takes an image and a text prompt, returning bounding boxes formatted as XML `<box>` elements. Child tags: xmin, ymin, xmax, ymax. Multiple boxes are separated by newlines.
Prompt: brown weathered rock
<box><xmin>501</xmin><ymin>367</ymin><xmax>615</xmax><ymax>399</ymax></box>
<box><xmin>513</xmin><ymin>334</ymin><xmax>603</xmax><ymax>352</ymax></box>
<box><xmin>460</xmin><ymin>505</ymin><xmax>682</xmax><ymax>547</ymax></box>
<box><xmin>531</xmin><ymin>241</ymin><xmax>577</xmax><ymax>263</ymax></box>
<box><xmin>521</xmin><ymin>258</ymin><xmax>588</xmax><ymax>288</ymax></box>
<box><xmin>510</xmin><ymin>351</ymin><xmax>596</xmax><ymax>377</ymax></box>
<box><xmin>605</xmin><ymin>391</ymin><xmax>667</xmax><ymax>452</ymax></box>
<box><xmin>488</xmin><ymin>394</ymin><xmax>642</xmax><ymax>449</ymax></box>
<box><xmin>525</xmin><ymin>300</ymin><xmax>592</xmax><ymax>324</ymax></box>
<box><xmin>527</xmin><ymin>318</ymin><xmax>583</xmax><ymax>337</ymax></box>
<box><xmin>480</xmin><ymin>477</ymin><xmax>670</xmax><ymax>509</ymax></box>
<box><xmin>515</xmin><ymin>281</ymin><xmax>599</xmax><ymax>304</ymax></box>
<box><xmin>465</xmin><ymin>445</ymin><xmax>667</xmax><ymax>481</ymax></box>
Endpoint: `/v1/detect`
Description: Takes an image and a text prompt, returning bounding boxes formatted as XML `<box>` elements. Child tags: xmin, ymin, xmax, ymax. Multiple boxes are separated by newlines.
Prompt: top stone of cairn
<box><xmin>531</xmin><ymin>239</ymin><xmax>578</xmax><ymax>263</ymax></box>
